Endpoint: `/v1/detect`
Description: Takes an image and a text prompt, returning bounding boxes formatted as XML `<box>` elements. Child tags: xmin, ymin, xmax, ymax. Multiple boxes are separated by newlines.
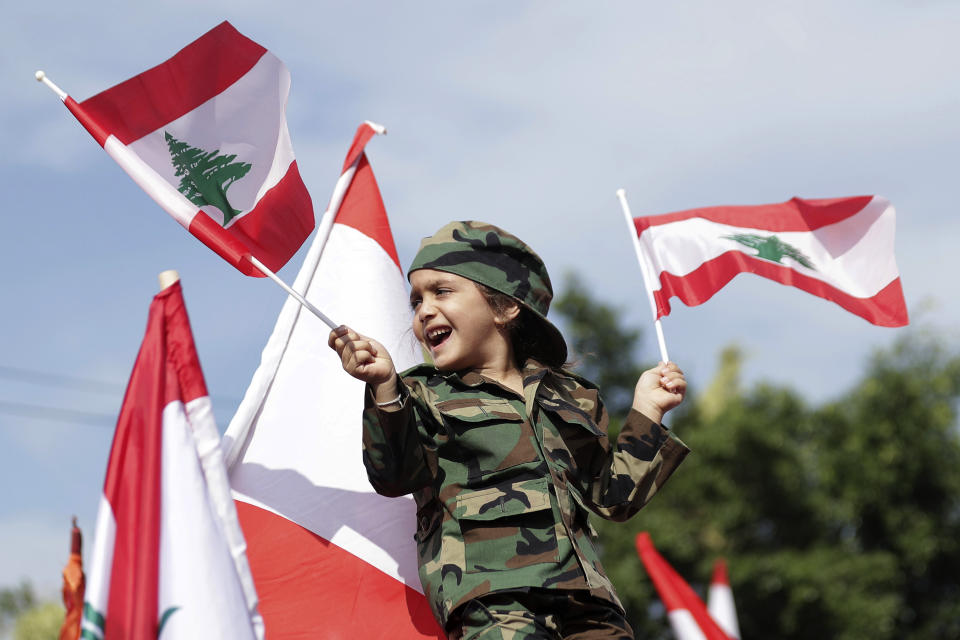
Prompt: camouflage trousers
<box><xmin>447</xmin><ymin>590</ymin><xmax>634</xmax><ymax>640</ymax></box>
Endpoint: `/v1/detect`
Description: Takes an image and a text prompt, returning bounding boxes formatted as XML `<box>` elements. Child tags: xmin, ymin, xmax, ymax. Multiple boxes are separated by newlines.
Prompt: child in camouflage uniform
<box><xmin>329</xmin><ymin>221</ymin><xmax>689</xmax><ymax>640</ymax></box>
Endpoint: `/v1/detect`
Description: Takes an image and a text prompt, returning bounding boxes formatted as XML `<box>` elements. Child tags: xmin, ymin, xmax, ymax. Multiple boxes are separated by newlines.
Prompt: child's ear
<box><xmin>496</xmin><ymin>301</ymin><xmax>521</xmax><ymax>326</ymax></box>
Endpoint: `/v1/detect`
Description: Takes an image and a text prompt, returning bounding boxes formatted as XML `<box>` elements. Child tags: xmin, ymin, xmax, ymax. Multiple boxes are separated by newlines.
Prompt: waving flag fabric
<box><xmin>59</xmin><ymin>21</ymin><xmax>313</xmax><ymax>276</ymax></box>
<box><xmin>223</xmin><ymin>124</ymin><xmax>442</xmax><ymax>638</ymax></box>
<box><xmin>82</xmin><ymin>280</ymin><xmax>263</xmax><ymax>639</ymax></box>
<box><xmin>632</xmin><ymin>195</ymin><xmax>908</xmax><ymax>326</ymax></box>
<box><xmin>707</xmin><ymin>558</ymin><xmax>741</xmax><ymax>640</ymax></box>
<box><xmin>636</xmin><ymin>533</ymin><xmax>731</xmax><ymax>640</ymax></box>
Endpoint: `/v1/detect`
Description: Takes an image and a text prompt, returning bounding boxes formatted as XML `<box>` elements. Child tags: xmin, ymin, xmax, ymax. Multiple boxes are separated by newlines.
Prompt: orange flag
<box><xmin>59</xmin><ymin>517</ymin><xmax>85</xmax><ymax>640</ymax></box>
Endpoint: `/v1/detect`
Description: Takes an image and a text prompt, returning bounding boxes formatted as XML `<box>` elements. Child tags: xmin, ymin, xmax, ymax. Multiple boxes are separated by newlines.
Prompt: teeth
<box><xmin>427</xmin><ymin>328</ymin><xmax>450</xmax><ymax>341</ymax></box>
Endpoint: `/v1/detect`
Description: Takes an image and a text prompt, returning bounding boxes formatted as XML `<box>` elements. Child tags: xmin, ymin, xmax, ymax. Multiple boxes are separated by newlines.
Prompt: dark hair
<box><xmin>475</xmin><ymin>283</ymin><xmax>565</xmax><ymax>369</ymax></box>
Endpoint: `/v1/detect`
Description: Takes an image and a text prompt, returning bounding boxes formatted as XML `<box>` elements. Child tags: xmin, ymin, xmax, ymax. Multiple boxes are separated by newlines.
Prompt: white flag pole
<box><xmin>35</xmin><ymin>70</ymin><xmax>67</xmax><ymax>100</ymax></box>
<box><xmin>247</xmin><ymin>256</ymin><xmax>337</xmax><ymax>329</ymax></box>
<box><xmin>617</xmin><ymin>188</ymin><xmax>670</xmax><ymax>363</ymax></box>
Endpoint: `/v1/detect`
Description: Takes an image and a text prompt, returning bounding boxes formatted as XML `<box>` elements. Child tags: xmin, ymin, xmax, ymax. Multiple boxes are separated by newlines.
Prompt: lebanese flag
<box><xmin>223</xmin><ymin>123</ymin><xmax>442</xmax><ymax>638</ymax></box>
<box><xmin>632</xmin><ymin>195</ymin><xmax>908</xmax><ymax>327</ymax></box>
<box><xmin>635</xmin><ymin>533</ymin><xmax>732</xmax><ymax>640</ymax></box>
<box><xmin>57</xmin><ymin>21</ymin><xmax>313</xmax><ymax>276</ymax></box>
<box><xmin>82</xmin><ymin>280</ymin><xmax>263</xmax><ymax>639</ymax></box>
<box><xmin>706</xmin><ymin>558</ymin><xmax>741</xmax><ymax>640</ymax></box>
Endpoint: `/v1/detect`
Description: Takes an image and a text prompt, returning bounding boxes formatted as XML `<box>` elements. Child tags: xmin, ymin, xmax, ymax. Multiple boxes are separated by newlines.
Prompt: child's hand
<box><xmin>328</xmin><ymin>325</ymin><xmax>397</xmax><ymax>388</ymax></box>
<box><xmin>632</xmin><ymin>361</ymin><xmax>686</xmax><ymax>425</ymax></box>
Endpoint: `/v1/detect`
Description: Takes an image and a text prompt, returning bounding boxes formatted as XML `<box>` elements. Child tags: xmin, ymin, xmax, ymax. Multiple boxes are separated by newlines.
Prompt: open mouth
<box><xmin>426</xmin><ymin>327</ymin><xmax>452</xmax><ymax>349</ymax></box>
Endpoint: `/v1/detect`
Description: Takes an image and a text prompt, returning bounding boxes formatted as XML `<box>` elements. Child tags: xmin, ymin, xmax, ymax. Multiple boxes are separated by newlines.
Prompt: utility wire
<box><xmin>0</xmin><ymin>365</ymin><xmax>124</xmax><ymax>394</ymax></box>
<box><xmin>0</xmin><ymin>364</ymin><xmax>241</xmax><ymax>406</ymax></box>
<box><xmin>0</xmin><ymin>400</ymin><xmax>115</xmax><ymax>427</ymax></box>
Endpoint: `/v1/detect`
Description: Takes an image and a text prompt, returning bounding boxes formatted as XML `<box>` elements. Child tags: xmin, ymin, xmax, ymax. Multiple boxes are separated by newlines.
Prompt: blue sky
<box><xmin>2</xmin><ymin>1</ymin><xmax>958</xmax><ymax>598</ymax></box>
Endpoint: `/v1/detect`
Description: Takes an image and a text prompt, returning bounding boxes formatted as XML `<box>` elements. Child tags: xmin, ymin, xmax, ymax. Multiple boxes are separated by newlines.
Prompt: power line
<box><xmin>0</xmin><ymin>364</ymin><xmax>241</xmax><ymax>406</ymax></box>
<box><xmin>0</xmin><ymin>400</ymin><xmax>115</xmax><ymax>427</ymax></box>
<box><xmin>0</xmin><ymin>365</ymin><xmax>124</xmax><ymax>394</ymax></box>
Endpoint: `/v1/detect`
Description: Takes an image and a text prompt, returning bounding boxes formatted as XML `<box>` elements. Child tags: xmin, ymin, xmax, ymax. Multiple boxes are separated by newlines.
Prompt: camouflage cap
<box><xmin>408</xmin><ymin>221</ymin><xmax>567</xmax><ymax>365</ymax></box>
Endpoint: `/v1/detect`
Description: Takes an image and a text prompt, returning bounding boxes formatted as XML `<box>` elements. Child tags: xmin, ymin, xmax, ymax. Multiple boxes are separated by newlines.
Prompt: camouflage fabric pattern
<box><xmin>451</xmin><ymin>590</ymin><xmax>635</xmax><ymax>639</ymax></box>
<box><xmin>408</xmin><ymin>221</ymin><xmax>554</xmax><ymax>316</ymax></box>
<box><xmin>361</xmin><ymin>359</ymin><xmax>689</xmax><ymax>631</ymax></box>
<box><xmin>406</xmin><ymin>221</ymin><xmax>567</xmax><ymax>364</ymax></box>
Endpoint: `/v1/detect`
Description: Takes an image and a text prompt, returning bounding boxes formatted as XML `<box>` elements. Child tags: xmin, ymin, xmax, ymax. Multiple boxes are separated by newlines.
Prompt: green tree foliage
<box><xmin>553</xmin><ymin>273</ymin><xmax>646</xmax><ymax>417</ymax></box>
<box><xmin>553</xmin><ymin>277</ymin><xmax>960</xmax><ymax>639</ymax></box>
<box><xmin>1</xmin><ymin>582</ymin><xmax>36</xmax><ymax>633</ymax></box>
<box><xmin>13</xmin><ymin>602</ymin><xmax>64</xmax><ymax>640</ymax></box>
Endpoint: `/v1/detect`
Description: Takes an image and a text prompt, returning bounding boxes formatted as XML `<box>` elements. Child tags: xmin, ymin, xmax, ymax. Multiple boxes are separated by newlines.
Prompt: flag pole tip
<box><xmin>35</xmin><ymin>70</ymin><xmax>45</xmax><ymax>81</ymax></box>
<box><xmin>364</xmin><ymin>120</ymin><xmax>387</xmax><ymax>135</ymax></box>
<box><xmin>158</xmin><ymin>270</ymin><xmax>180</xmax><ymax>291</ymax></box>
<box><xmin>616</xmin><ymin>188</ymin><xmax>626</xmax><ymax>197</ymax></box>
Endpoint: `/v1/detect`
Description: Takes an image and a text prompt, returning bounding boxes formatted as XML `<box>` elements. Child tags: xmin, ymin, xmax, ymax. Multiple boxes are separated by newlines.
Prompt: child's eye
<box><xmin>436</xmin><ymin>288</ymin><xmax>452</xmax><ymax>296</ymax></box>
<box><xmin>410</xmin><ymin>298</ymin><xmax>422</xmax><ymax>310</ymax></box>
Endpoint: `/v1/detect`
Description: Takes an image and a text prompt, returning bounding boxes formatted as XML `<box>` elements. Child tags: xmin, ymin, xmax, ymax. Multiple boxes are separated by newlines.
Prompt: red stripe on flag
<box><xmin>78</xmin><ymin>22</ymin><xmax>266</xmax><ymax>145</ymax></box>
<box><xmin>64</xmin><ymin>97</ymin><xmax>109</xmax><ymax>148</ymax></box>
<box><xmin>635</xmin><ymin>196</ymin><xmax>874</xmax><ymax>233</ymax></box>
<box><xmin>188</xmin><ymin>213</ymin><xmax>263</xmax><ymax>277</ymax></box>
<box><xmin>342</xmin><ymin>124</ymin><xmax>378</xmax><ymax>173</ymax></box>
<box><xmin>184</xmin><ymin>162</ymin><xmax>313</xmax><ymax>276</ymax></box>
<box><xmin>635</xmin><ymin>534</ymin><xmax>685</xmax><ymax>612</ymax></box>
<box><xmin>229</xmin><ymin>160</ymin><xmax>316</xmax><ymax>273</ymax></box>
<box><xmin>236</xmin><ymin>501</ymin><xmax>443</xmax><ymax>639</ymax></box>
<box><xmin>103</xmin><ymin>282</ymin><xmax>205</xmax><ymax>637</ymax></box>
<box><xmin>335</xmin><ymin>154</ymin><xmax>401</xmax><ymax>268</ymax></box>
<box><xmin>711</xmin><ymin>558</ymin><xmax>730</xmax><ymax>587</ymax></box>
<box><xmin>652</xmin><ymin>251</ymin><xmax>909</xmax><ymax>327</ymax></box>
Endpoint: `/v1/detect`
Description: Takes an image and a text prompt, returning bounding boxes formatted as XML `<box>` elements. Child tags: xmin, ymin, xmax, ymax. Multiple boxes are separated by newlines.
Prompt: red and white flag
<box><xmin>706</xmin><ymin>558</ymin><xmax>741</xmax><ymax>640</ymax></box>
<box><xmin>82</xmin><ymin>280</ymin><xmax>263</xmax><ymax>639</ymax></box>
<box><xmin>223</xmin><ymin>123</ymin><xmax>442</xmax><ymax>638</ymax></box>
<box><xmin>632</xmin><ymin>195</ymin><xmax>908</xmax><ymax>326</ymax></box>
<box><xmin>636</xmin><ymin>533</ymin><xmax>732</xmax><ymax>640</ymax></box>
<box><xmin>56</xmin><ymin>21</ymin><xmax>313</xmax><ymax>276</ymax></box>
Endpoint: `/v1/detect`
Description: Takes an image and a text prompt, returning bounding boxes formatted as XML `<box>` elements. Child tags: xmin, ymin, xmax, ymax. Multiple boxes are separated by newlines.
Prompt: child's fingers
<box><xmin>658</xmin><ymin>361</ymin><xmax>683</xmax><ymax>375</ymax></box>
<box><xmin>659</xmin><ymin>364</ymin><xmax>686</xmax><ymax>394</ymax></box>
<box><xmin>340</xmin><ymin>342</ymin><xmax>378</xmax><ymax>369</ymax></box>
<box><xmin>663</xmin><ymin>375</ymin><xmax>686</xmax><ymax>395</ymax></box>
<box><xmin>329</xmin><ymin>326</ymin><xmax>379</xmax><ymax>358</ymax></box>
<box><xmin>328</xmin><ymin>325</ymin><xmax>354</xmax><ymax>349</ymax></box>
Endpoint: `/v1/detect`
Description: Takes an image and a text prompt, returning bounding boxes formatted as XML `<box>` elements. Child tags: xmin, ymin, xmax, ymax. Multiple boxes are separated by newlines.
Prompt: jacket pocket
<box><xmin>454</xmin><ymin>477</ymin><xmax>559</xmax><ymax>573</ymax></box>
<box><xmin>436</xmin><ymin>398</ymin><xmax>538</xmax><ymax>477</ymax></box>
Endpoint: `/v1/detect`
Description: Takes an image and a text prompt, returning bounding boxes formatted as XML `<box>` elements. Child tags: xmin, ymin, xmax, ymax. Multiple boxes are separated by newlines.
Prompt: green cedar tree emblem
<box><xmin>80</xmin><ymin>602</ymin><xmax>105</xmax><ymax>640</ymax></box>
<box><xmin>164</xmin><ymin>131</ymin><xmax>252</xmax><ymax>226</ymax></box>
<box><xmin>723</xmin><ymin>233</ymin><xmax>816</xmax><ymax>270</ymax></box>
<box><xmin>80</xmin><ymin>602</ymin><xmax>180</xmax><ymax>638</ymax></box>
<box><xmin>157</xmin><ymin>606</ymin><xmax>180</xmax><ymax>637</ymax></box>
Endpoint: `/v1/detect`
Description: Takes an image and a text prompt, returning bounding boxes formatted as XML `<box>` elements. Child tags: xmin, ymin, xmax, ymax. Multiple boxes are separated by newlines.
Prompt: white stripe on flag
<box><xmin>639</xmin><ymin>196</ymin><xmax>897</xmax><ymax>297</ymax></box>
<box><xmin>707</xmin><ymin>583</ymin><xmax>740</xmax><ymax>640</ymax></box>
<box><xmin>159</xmin><ymin>398</ymin><xmax>262</xmax><ymax>639</ymax></box>
<box><xmin>104</xmin><ymin>135</ymin><xmax>199</xmax><ymax>228</ymax></box>
<box><xmin>228</xmin><ymin>223</ymin><xmax>421</xmax><ymax>585</ymax></box>
<box><xmin>126</xmin><ymin>52</ymin><xmax>294</xmax><ymax>227</ymax></box>
<box><xmin>667</xmin><ymin>610</ymin><xmax>709</xmax><ymax>640</ymax></box>
<box><xmin>80</xmin><ymin>496</ymin><xmax>115</xmax><ymax>640</ymax></box>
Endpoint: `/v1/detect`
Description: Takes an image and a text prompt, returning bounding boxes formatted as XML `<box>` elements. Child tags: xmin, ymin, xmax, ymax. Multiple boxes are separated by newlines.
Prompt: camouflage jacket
<box><xmin>361</xmin><ymin>359</ymin><xmax>689</xmax><ymax>628</ymax></box>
